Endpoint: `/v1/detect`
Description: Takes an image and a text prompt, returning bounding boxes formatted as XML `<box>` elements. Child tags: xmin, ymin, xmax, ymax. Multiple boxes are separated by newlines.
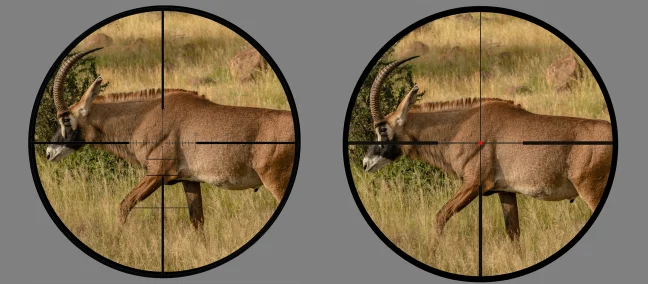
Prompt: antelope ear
<box><xmin>393</xmin><ymin>85</ymin><xmax>420</xmax><ymax>126</ymax></box>
<box><xmin>77</xmin><ymin>76</ymin><xmax>103</xmax><ymax>116</ymax></box>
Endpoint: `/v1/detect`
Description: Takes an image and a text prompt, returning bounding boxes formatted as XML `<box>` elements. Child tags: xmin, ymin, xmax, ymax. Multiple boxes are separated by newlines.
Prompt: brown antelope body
<box><xmin>45</xmin><ymin>48</ymin><xmax>295</xmax><ymax>230</ymax></box>
<box><xmin>362</xmin><ymin>56</ymin><xmax>612</xmax><ymax>240</ymax></box>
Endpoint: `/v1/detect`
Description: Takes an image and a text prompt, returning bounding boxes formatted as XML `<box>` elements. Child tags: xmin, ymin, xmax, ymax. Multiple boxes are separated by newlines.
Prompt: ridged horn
<box><xmin>369</xmin><ymin>55</ymin><xmax>419</xmax><ymax>127</ymax></box>
<box><xmin>53</xmin><ymin>47</ymin><xmax>103</xmax><ymax>117</ymax></box>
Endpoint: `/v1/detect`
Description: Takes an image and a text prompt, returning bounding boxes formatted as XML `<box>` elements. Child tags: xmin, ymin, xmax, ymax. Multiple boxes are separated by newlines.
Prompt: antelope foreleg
<box><xmin>182</xmin><ymin>181</ymin><xmax>205</xmax><ymax>230</ymax></box>
<box><xmin>435</xmin><ymin>182</ymin><xmax>479</xmax><ymax>235</ymax></box>
<box><xmin>498</xmin><ymin>192</ymin><xmax>520</xmax><ymax>241</ymax></box>
<box><xmin>119</xmin><ymin>176</ymin><xmax>163</xmax><ymax>223</ymax></box>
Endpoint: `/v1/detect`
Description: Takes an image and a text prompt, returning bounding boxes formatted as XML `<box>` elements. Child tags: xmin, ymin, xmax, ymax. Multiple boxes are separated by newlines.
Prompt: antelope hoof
<box><xmin>508</xmin><ymin>233</ymin><xmax>521</xmax><ymax>243</ymax></box>
<box><xmin>436</xmin><ymin>227</ymin><xmax>445</xmax><ymax>237</ymax></box>
<box><xmin>435</xmin><ymin>215</ymin><xmax>447</xmax><ymax>236</ymax></box>
<box><xmin>119</xmin><ymin>212</ymin><xmax>128</xmax><ymax>224</ymax></box>
<box><xmin>118</xmin><ymin>204</ymin><xmax>130</xmax><ymax>224</ymax></box>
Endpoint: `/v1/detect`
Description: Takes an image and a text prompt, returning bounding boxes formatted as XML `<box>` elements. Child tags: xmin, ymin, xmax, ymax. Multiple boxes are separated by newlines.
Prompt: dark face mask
<box><xmin>362</xmin><ymin>133</ymin><xmax>402</xmax><ymax>172</ymax></box>
<box><xmin>46</xmin><ymin>122</ymin><xmax>84</xmax><ymax>161</ymax></box>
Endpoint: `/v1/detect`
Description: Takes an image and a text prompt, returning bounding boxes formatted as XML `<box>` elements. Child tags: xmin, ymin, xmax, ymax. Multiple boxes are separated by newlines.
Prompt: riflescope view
<box><xmin>345</xmin><ymin>9</ymin><xmax>614</xmax><ymax>280</ymax></box>
<box><xmin>30</xmin><ymin>8</ymin><xmax>298</xmax><ymax>276</ymax></box>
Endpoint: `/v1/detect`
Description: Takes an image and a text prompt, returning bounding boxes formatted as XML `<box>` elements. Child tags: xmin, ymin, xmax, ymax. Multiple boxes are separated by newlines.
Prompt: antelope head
<box><xmin>46</xmin><ymin>48</ymin><xmax>103</xmax><ymax>161</ymax></box>
<box><xmin>362</xmin><ymin>56</ymin><xmax>420</xmax><ymax>172</ymax></box>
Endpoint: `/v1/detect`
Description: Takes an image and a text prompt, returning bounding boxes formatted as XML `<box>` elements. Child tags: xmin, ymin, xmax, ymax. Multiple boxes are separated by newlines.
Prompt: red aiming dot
<box><xmin>478</xmin><ymin>141</ymin><xmax>483</xmax><ymax>146</ymax></box>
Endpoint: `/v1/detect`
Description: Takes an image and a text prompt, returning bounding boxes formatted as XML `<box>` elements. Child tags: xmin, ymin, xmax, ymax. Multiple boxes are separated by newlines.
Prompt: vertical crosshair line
<box><xmin>160</xmin><ymin>10</ymin><xmax>165</xmax><ymax>274</ymax></box>
<box><xmin>478</xmin><ymin>12</ymin><xmax>483</xmax><ymax>277</ymax></box>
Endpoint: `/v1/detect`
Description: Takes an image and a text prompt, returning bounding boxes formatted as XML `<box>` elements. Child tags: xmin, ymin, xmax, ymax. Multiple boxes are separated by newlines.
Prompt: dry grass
<box><xmin>353</xmin><ymin>13</ymin><xmax>609</xmax><ymax>276</ymax></box>
<box><xmin>36</xmin><ymin>154</ymin><xmax>277</xmax><ymax>272</ymax></box>
<box><xmin>394</xmin><ymin>12</ymin><xmax>608</xmax><ymax>120</ymax></box>
<box><xmin>77</xmin><ymin>11</ymin><xmax>288</xmax><ymax>110</ymax></box>
<box><xmin>352</xmin><ymin>167</ymin><xmax>479</xmax><ymax>276</ymax></box>
<box><xmin>162</xmin><ymin>12</ymin><xmax>288</xmax><ymax>110</ymax></box>
<box><xmin>37</xmin><ymin>12</ymin><xmax>289</xmax><ymax>272</ymax></box>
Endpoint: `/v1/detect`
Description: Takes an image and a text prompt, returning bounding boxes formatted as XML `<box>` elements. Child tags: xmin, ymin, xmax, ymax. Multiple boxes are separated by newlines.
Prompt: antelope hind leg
<box><xmin>571</xmin><ymin>177</ymin><xmax>605</xmax><ymax>212</ymax></box>
<box><xmin>258</xmin><ymin>174</ymin><xmax>287</xmax><ymax>202</ymax></box>
<box><xmin>498</xmin><ymin>192</ymin><xmax>520</xmax><ymax>241</ymax></box>
<box><xmin>255</xmin><ymin>163</ymin><xmax>290</xmax><ymax>202</ymax></box>
<box><xmin>119</xmin><ymin>176</ymin><xmax>163</xmax><ymax>223</ymax></box>
<box><xmin>568</xmin><ymin>145</ymin><xmax>610</xmax><ymax>211</ymax></box>
<box><xmin>253</xmin><ymin>144</ymin><xmax>293</xmax><ymax>202</ymax></box>
<box><xmin>182</xmin><ymin>181</ymin><xmax>205</xmax><ymax>230</ymax></box>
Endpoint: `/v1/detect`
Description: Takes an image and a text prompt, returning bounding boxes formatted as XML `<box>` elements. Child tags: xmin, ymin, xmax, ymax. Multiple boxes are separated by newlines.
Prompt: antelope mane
<box><xmin>93</xmin><ymin>88</ymin><xmax>205</xmax><ymax>104</ymax></box>
<box><xmin>410</xmin><ymin>97</ymin><xmax>522</xmax><ymax>113</ymax></box>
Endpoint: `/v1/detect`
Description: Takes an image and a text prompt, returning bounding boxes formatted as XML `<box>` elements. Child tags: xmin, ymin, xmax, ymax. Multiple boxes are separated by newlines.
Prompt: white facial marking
<box><xmin>362</xmin><ymin>155</ymin><xmax>391</xmax><ymax>172</ymax></box>
<box><xmin>46</xmin><ymin>145</ymin><xmax>74</xmax><ymax>162</ymax></box>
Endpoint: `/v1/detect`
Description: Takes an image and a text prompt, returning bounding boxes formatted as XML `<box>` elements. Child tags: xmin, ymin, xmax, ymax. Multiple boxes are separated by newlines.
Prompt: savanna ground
<box><xmin>350</xmin><ymin>13</ymin><xmax>611</xmax><ymax>276</ymax></box>
<box><xmin>35</xmin><ymin>12</ymin><xmax>290</xmax><ymax>272</ymax></box>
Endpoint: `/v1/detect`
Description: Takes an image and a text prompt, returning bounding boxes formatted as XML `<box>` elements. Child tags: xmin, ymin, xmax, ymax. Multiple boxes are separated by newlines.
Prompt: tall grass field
<box><xmin>34</xmin><ymin>11</ymin><xmax>290</xmax><ymax>272</ymax></box>
<box><xmin>349</xmin><ymin>13</ymin><xmax>610</xmax><ymax>276</ymax></box>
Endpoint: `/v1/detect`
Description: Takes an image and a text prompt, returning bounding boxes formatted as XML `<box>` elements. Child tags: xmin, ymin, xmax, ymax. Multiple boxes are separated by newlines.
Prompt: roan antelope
<box><xmin>45</xmin><ymin>48</ymin><xmax>295</xmax><ymax>230</ymax></box>
<box><xmin>362</xmin><ymin>56</ymin><xmax>612</xmax><ymax>240</ymax></box>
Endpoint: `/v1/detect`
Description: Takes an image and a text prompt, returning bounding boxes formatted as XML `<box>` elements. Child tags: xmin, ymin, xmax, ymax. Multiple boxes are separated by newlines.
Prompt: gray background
<box><xmin>0</xmin><ymin>0</ymin><xmax>645</xmax><ymax>283</ymax></box>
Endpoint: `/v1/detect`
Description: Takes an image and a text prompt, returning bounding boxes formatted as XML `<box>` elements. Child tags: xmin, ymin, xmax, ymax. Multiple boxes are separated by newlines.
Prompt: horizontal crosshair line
<box><xmin>348</xmin><ymin>140</ymin><xmax>615</xmax><ymax>146</ymax></box>
<box><xmin>31</xmin><ymin>141</ymin><xmax>297</xmax><ymax>145</ymax></box>
<box><xmin>133</xmin><ymin>206</ymin><xmax>188</xmax><ymax>209</ymax></box>
<box><xmin>439</xmin><ymin>141</ymin><xmax>479</xmax><ymax>145</ymax></box>
<box><xmin>195</xmin><ymin>141</ymin><xmax>295</xmax><ymax>144</ymax></box>
<box><xmin>31</xmin><ymin>141</ymin><xmax>129</xmax><ymax>145</ymax></box>
<box><xmin>482</xmin><ymin>141</ymin><xmax>520</xmax><ymax>144</ymax></box>
<box><xmin>523</xmin><ymin>141</ymin><xmax>614</xmax><ymax>145</ymax></box>
<box><xmin>348</xmin><ymin>141</ymin><xmax>440</xmax><ymax>145</ymax></box>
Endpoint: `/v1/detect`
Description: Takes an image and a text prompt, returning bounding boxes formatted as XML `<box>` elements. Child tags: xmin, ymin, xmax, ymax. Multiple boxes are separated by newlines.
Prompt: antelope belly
<box><xmin>186</xmin><ymin>170</ymin><xmax>263</xmax><ymax>190</ymax></box>
<box><xmin>502</xmin><ymin>180</ymin><xmax>579</xmax><ymax>201</ymax></box>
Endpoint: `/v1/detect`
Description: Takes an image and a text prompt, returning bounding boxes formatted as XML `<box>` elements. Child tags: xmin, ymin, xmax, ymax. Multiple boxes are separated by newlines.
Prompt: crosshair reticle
<box><xmin>29</xmin><ymin>6</ymin><xmax>299</xmax><ymax>277</ymax></box>
<box><xmin>343</xmin><ymin>7</ymin><xmax>616</xmax><ymax>281</ymax></box>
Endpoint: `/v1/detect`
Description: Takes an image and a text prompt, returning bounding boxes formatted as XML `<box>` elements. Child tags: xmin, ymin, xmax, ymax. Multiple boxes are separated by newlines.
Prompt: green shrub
<box><xmin>348</xmin><ymin>48</ymin><xmax>416</xmax><ymax>146</ymax></box>
<box><xmin>34</xmin><ymin>52</ymin><xmax>133</xmax><ymax>178</ymax></box>
<box><xmin>348</xmin><ymin>48</ymin><xmax>442</xmax><ymax>189</ymax></box>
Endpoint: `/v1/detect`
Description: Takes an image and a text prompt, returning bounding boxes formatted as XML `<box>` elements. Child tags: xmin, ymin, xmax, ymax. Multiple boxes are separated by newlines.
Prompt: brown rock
<box><xmin>401</xmin><ymin>41</ymin><xmax>429</xmax><ymax>57</ymax></box>
<box><xmin>82</xmin><ymin>33</ymin><xmax>113</xmax><ymax>49</ymax></box>
<box><xmin>546</xmin><ymin>54</ymin><xmax>582</xmax><ymax>92</ymax></box>
<box><xmin>229</xmin><ymin>47</ymin><xmax>268</xmax><ymax>82</ymax></box>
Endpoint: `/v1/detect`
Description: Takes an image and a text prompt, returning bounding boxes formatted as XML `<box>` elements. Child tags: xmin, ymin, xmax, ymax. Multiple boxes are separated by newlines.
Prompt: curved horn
<box><xmin>53</xmin><ymin>47</ymin><xmax>103</xmax><ymax>117</ymax></box>
<box><xmin>369</xmin><ymin>55</ymin><xmax>419</xmax><ymax>127</ymax></box>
